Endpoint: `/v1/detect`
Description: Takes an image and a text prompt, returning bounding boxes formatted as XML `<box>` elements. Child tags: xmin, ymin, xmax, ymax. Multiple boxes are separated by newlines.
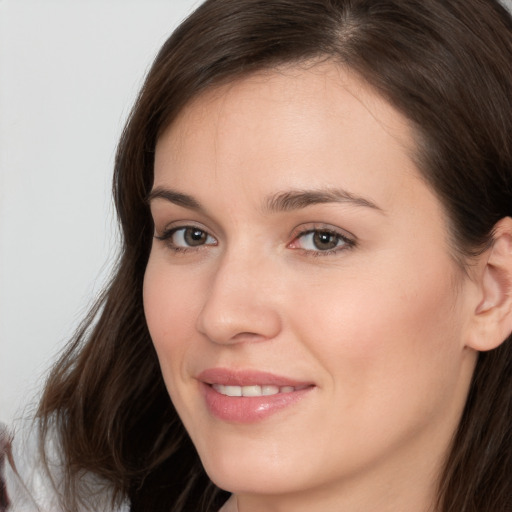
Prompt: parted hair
<box><xmin>38</xmin><ymin>1</ymin><xmax>512</xmax><ymax>511</ymax></box>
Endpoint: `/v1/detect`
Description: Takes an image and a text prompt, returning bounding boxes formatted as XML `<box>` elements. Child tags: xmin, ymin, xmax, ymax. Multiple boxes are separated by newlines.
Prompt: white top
<box><xmin>2</xmin><ymin>421</ymin><xmax>129</xmax><ymax>512</ymax></box>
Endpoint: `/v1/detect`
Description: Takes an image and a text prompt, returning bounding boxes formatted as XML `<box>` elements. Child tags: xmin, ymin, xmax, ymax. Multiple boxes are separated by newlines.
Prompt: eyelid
<box><xmin>154</xmin><ymin>218</ymin><xmax>213</xmax><ymax>237</ymax></box>
<box><xmin>288</xmin><ymin>223</ymin><xmax>356</xmax><ymax>255</ymax></box>
<box><xmin>154</xmin><ymin>222</ymin><xmax>218</xmax><ymax>251</ymax></box>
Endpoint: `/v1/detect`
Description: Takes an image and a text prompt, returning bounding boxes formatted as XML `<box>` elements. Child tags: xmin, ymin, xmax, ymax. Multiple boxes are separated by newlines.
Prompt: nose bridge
<box><xmin>196</xmin><ymin>242</ymin><xmax>281</xmax><ymax>344</ymax></box>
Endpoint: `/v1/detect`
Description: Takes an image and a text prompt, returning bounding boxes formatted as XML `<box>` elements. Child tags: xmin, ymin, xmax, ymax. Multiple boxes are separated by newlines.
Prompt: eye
<box><xmin>156</xmin><ymin>226</ymin><xmax>217</xmax><ymax>250</ymax></box>
<box><xmin>289</xmin><ymin>228</ymin><xmax>354</xmax><ymax>254</ymax></box>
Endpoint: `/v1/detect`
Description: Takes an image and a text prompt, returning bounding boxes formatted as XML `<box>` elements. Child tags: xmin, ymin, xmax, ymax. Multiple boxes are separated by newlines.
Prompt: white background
<box><xmin>1</xmin><ymin>0</ymin><xmax>512</xmax><ymax>425</ymax></box>
<box><xmin>0</xmin><ymin>0</ymin><xmax>200</xmax><ymax>424</ymax></box>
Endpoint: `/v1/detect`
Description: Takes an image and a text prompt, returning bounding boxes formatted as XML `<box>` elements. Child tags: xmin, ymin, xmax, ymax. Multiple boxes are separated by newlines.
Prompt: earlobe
<box><xmin>467</xmin><ymin>217</ymin><xmax>512</xmax><ymax>352</ymax></box>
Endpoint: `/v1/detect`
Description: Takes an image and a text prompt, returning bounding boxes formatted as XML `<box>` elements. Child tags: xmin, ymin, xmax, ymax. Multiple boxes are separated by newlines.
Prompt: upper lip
<box><xmin>198</xmin><ymin>368</ymin><xmax>313</xmax><ymax>388</ymax></box>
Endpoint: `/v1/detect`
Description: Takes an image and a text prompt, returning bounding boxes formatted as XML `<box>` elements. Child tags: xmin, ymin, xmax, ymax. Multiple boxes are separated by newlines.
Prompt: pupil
<box><xmin>185</xmin><ymin>228</ymin><xmax>206</xmax><ymax>246</ymax></box>
<box><xmin>313</xmin><ymin>231</ymin><xmax>337</xmax><ymax>250</ymax></box>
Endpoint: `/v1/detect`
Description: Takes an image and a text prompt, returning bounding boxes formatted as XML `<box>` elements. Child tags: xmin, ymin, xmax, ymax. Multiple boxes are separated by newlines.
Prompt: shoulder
<box><xmin>1</xmin><ymin>421</ymin><xmax>129</xmax><ymax>512</ymax></box>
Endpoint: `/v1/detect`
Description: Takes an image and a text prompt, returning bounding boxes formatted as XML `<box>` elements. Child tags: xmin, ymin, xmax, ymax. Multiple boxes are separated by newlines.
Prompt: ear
<box><xmin>467</xmin><ymin>217</ymin><xmax>512</xmax><ymax>352</ymax></box>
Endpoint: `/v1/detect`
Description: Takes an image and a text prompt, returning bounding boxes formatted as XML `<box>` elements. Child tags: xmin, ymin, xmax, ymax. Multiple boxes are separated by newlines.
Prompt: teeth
<box><xmin>212</xmin><ymin>384</ymin><xmax>296</xmax><ymax>397</ymax></box>
<box><xmin>242</xmin><ymin>385</ymin><xmax>264</xmax><ymax>397</ymax></box>
<box><xmin>224</xmin><ymin>385</ymin><xmax>242</xmax><ymax>397</ymax></box>
<box><xmin>262</xmin><ymin>385</ymin><xmax>279</xmax><ymax>396</ymax></box>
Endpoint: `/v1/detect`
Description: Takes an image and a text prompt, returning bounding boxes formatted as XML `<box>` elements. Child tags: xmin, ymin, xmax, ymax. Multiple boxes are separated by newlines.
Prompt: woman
<box><xmin>9</xmin><ymin>0</ymin><xmax>512</xmax><ymax>511</ymax></box>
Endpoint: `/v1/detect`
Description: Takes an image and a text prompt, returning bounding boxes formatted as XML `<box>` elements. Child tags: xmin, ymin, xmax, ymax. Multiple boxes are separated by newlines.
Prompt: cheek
<box><xmin>143</xmin><ymin>255</ymin><xmax>201</xmax><ymax>384</ymax></box>
<box><xmin>291</xmin><ymin>255</ymin><xmax>466</xmax><ymax>422</ymax></box>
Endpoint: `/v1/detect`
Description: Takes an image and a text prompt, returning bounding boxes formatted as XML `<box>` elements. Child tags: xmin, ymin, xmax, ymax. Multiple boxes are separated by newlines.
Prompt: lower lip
<box><xmin>200</xmin><ymin>383</ymin><xmax>313</xmax><ymax>423</ymax></box>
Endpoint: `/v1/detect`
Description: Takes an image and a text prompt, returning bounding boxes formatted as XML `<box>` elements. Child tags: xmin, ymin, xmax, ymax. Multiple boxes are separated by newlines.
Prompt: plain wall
<box><xmin>0</xmin><ymin>0</ymin><xmax>200</xmax><ymax>424</ymax></box>
<box><xmin>1</xmin><ymin>0</ymin><xmax>512</xmax><ymax>425</ymax></box>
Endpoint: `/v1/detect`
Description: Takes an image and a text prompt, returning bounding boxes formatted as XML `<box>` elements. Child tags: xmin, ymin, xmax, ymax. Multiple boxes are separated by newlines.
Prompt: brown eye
<box><xmin>291</xmin><ymin>228</ymin><xmax>353</xmax><ymax>254</ymax></box>
<box><xmin>312</xmin><ymin>231</ymin><xmax>339</xmax><ymax>250</ymax></box>
<box><xmin>183</xmin><ymin>228</ymin><xmax>209</xmax><ymax>246</ymax></box>
<box><xmin>160</xmin><ymin>226</ymin><xmax>217</xmax><ymax>249</ymax></box>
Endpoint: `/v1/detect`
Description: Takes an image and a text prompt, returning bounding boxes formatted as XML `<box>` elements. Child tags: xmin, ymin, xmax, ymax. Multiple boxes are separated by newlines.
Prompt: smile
<box><xmin>211</xmin><ymin>384</ymin><xmax>302</xmax><ymax>397</ymax></box>
<box><xmin>198</xmin><ymin>369</ymin><xmax>315</xmax><ymax>423</ymax></box>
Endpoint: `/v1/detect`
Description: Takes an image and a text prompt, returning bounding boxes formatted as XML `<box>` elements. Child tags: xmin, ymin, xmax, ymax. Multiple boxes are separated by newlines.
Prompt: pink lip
<box><xmin>197</xmin><ymin>368</ymin><xmax>315</xmax><ymax>423</ymax></box>
<box><xmin>198</xmin><ymin>368</ymin><xmax>310</xmax><ymax>387</ymax></box>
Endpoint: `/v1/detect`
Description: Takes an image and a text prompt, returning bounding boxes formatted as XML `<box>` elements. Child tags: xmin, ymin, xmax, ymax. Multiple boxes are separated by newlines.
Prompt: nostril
<box><xmin>232</xmin><ymin>332</ymin><xmax>266</xmax><ymax>341</ymax></box>
<box><xmin>196</xmin><ymin>306</ymin><xmax>282</xmax><ymax>345</ymax></box>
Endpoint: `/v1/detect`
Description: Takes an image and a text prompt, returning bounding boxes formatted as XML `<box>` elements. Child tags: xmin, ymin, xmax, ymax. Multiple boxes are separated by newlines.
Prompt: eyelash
<box><xmin>288</xmin><ymin>226</ymin><xmax>356</xmax><ymax>257</ymax></box>
<box><xmin>155</xmin><ymin>226</ymin><xmax>217</xmax><ymax>253</ymax></box>
<box><xmin>154</xmin><ymin>225</ymin><xmax>355</xmax><ymax>256</ymax></box>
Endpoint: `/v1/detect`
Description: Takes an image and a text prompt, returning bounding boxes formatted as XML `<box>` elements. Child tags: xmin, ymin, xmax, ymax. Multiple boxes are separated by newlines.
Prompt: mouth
<box><xmin>197</xmin><ymin>368</ymin><xmax>315</xmax><ymax>423</ymax></box>
<box><xmin>211</xmin><ymin>383</ymin><xmax>309</xmax><ymax>397</ymax></box>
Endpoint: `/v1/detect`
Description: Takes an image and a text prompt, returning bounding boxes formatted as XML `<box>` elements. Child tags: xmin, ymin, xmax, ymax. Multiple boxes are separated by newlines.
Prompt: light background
<box><xmin>2</xmin><ymin>0</ymin><xmax>512</xmax><ymax>424</ymax></box>
<box><xmin>0</xmin><ymin>0</ymin><xmax>200</xmax><ymax>424</ymax></box>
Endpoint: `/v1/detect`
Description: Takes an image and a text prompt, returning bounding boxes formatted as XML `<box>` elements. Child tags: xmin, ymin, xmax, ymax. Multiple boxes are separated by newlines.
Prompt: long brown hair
<box><xmin>38</xmin><ymin>1</ymin><xmax>512</xmax><ymax>511</ymax></box>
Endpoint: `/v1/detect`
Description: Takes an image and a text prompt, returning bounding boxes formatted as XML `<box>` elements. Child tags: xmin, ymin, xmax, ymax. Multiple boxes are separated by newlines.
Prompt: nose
<box><xmin>196</xmin><ymin>249</ymin><xmax>282</xmax><ymax>345</ymax></box>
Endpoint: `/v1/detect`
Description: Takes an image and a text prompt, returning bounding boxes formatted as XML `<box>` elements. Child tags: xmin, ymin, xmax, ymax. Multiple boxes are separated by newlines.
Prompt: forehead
<box><xmin>154</xmin><ymin>61</ymin><xmax>421</xmax><ymax>202</ymax></box>
<box><xmin>158</xmin><ymin>61</ymin><xmax>416</xmax><ymax>153</ymax></box>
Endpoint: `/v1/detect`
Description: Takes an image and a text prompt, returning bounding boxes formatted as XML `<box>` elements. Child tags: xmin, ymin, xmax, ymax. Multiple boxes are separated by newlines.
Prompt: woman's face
<box><xmin>144</xmin><ymin>63</ymin><xmax>478</xmax><ymax>509</ymax></box>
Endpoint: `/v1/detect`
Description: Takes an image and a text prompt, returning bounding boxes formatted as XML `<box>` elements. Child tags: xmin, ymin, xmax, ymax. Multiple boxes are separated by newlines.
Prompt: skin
<box><xmin>143</xmin><ymin>62</ymin><xmax>482</xmax><ymax>512</ymax></box>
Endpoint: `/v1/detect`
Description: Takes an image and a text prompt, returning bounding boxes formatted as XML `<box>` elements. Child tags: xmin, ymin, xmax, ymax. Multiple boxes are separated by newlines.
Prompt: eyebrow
<box><xmin>263</xmin><ymin>188</ymin><xmax>383</xmax><ymax>214</ymax></box>
<box><xmin>147</xmin><ymin>186</ymin><xmax>383</xmax><ymax>214</ymax></box>
<box><xmin>147</xmin><ymin>187</ymin><xmax>204</xmax><ymax>212</ymax></box>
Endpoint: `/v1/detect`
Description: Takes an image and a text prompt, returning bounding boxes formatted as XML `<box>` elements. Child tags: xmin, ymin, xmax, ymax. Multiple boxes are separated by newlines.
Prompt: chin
<box><xmin>196</xmin><ymin>439</ymin><xmax>314</xmax><ymax>496</ymax></box>
<box><xmin>206</xmin><ymin>463</ymin><xmax>308</xmax><ymax>497</ymax></box>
